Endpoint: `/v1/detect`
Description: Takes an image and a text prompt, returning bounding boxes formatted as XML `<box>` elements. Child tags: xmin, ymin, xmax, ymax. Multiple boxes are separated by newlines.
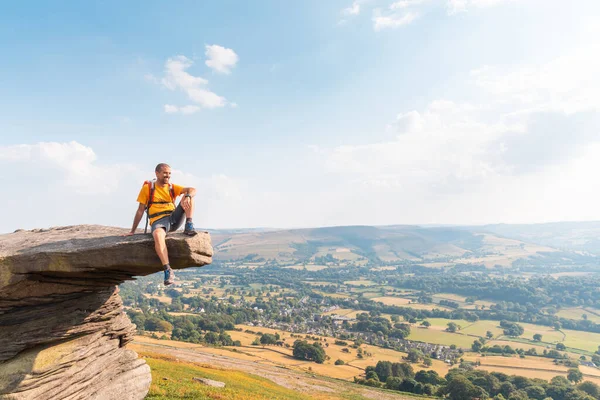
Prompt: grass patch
<box><xmin>408</xmin><ymin>328</ymin><xmax>474</xmax><ymax>348</ymax></box>
<box><xmin>144</xmin><ymin>352</ymin><xmax>315</xmax><ymax>400</ymax></box>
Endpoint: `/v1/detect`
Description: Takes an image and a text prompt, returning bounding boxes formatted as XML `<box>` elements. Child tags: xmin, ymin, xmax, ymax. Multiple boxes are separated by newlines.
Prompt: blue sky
<box><xmin>1</xmin><ymin>0</ymin><xmax>599</xmax><ymax>232</ymax></box>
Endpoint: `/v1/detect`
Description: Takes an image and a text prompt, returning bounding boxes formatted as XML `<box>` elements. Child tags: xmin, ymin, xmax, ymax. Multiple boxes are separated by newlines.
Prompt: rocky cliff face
<box><xmin>0</xmin><ymin>225</ymin><xmax>212</xmax><ymax>400</ymax></box>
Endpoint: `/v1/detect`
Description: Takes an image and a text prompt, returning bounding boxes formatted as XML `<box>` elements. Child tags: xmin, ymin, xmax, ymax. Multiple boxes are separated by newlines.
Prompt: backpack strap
<box><xmin>144</xmin><ymin>180</ymin><xmax>154</xmax><ymax>234</ymax></box>
<box><xmin>169</xmin><ymin>184</ymin><xmax>176</xmax><ymax>203</ymax></box>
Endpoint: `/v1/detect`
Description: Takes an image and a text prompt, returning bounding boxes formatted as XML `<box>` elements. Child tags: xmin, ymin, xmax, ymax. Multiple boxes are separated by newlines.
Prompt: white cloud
<box><xmin>390</xmin><ymin>0</ymin><xmax>427</xmax><ymax>9</ymax></box>
<box><xmin>326</xmin><ymin>100</ymin><xmax>506</xmax><ymax>190</ymax></box>
<box><xmin>161</xmin><ymin>56</ymin><xmax>208</xmax><ymax>90</ymax></box>
<box><xmin>164</xmin><ymin>104</ymin><xmax>179</xmax><ymax>113</ymax></box>
<box><xmin>446</xmin><ymin>0</ymin><xmax>517</xmax><ymax>14</ymax></box>
<box><xmin>159</xmin><ymin>56</ymin><xmax>227</xmax><ymax>111</ymax></box>
<box><xmin>0</xmin><ymin>141</ymin><xmax>253</xmax><ymax>231</ymax></box>
<box><xmin>471</xmin><ymin>39</ymin><xmax>600</xmax><ymax>115</ymax></box>
<box><xmin>205</xmin><ymin>45</ymin><xmax>239</xmax><ymax>74</ymax></box>
<box><xmin>315</xmin><ymin>18</ymin><xmax>600</xmax><ymax>225</ymax></box>
<box><xmin>355</xmin><ymin>0</ymin><xmax>517</xmax><ymax>29</ymax></box>
<box><xmin>373</xmin><ymin>10</ymin><xmax>419</xmax><ymax>30</ymax></box>
<box><xmin>164</xmin><ymin>104</ymin><xmax>201</xmax><ymax>114</ymax></box>
<box><xmin>0</xmin><ymin>141</ymin><xmax>127</xmax><ymax>196</ymax></box>
<box><xmin>343</xmin><ymin>1</ymin><xmax>361</xmax><ymax>15</ymax></box>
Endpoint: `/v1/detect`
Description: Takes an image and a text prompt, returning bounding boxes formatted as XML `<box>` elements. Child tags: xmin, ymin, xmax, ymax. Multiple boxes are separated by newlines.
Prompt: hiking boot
<box><xmin>164</xmin><ymin>267</ymin><xmax>175</xmax><ymax>286</ymax></box>
<box><xmin>183</xmin><ymin>221</ymin><xmax>198</xmax><ymax>236</ymax></box>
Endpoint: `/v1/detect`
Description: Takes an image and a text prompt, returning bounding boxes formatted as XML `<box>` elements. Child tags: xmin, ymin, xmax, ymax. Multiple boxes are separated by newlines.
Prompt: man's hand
<box><xmin>181</xmin><ymin>196</ymin><xmax>192</xmax><ymax>211</ymax></box>
<box><xmin>122</xmin><ymin>231</ymin><xmax>135</xmax><ymax>237</ymax></box>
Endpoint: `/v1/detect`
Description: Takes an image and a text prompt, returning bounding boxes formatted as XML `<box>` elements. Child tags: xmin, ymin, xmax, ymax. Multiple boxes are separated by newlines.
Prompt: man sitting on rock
<box><xmin>125</xmin><ymin>163</ymin><xmax>197</xmax><ymax>285</ymax></box>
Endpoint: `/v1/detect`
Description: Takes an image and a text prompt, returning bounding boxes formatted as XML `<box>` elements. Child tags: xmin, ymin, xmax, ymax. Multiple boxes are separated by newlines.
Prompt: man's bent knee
<box><xmin>152</xmin><ymin>228</ymin><xmax>166</xmax><ymax>241</ymax></box>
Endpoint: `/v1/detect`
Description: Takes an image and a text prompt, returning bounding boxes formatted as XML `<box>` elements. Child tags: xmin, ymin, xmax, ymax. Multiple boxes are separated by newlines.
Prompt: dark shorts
<box><xmin>151</xmin><ymin>204</ymin><xmax>186</xmax><ymax>234</ymax></box>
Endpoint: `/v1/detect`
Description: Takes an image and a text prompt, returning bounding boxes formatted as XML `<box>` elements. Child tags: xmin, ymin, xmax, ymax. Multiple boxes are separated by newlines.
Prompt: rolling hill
<box><xmin>208</xmin><ymin>224</ymin><xmax>572</xmax><ymax>267</ymax></box>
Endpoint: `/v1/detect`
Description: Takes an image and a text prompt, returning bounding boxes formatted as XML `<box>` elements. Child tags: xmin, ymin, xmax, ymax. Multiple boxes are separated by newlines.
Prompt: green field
<box><xmin>562</xmin><ymin>329</ymin><xmax>600</xmax><ymax>352</ymax></box>
<box><xmin>408</xmin><ymin>318</ymin><xmax>599</xmax><ymax>353</ymax></box>
<box><xmin>459</xmin><ymin>320</ymin><xmax>503</xmax><ymax>338</ymax></box>
<box><xmin>408</xmin><ymin>328</ymin><xmax>475</xmax><ymax>348</ymax></box>
<box><xmin>555</xmin><ymin>307</ymin><xmax>600</xmax><ymax>323</ymax></box>
<box><xmin>421</xmin><ymin>318</ymin><xmax>473</xmax><ymax>330</ymax></box>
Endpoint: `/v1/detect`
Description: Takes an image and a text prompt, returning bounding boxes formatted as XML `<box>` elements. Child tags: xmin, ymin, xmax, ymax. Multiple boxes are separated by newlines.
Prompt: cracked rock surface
<box><xmin>0</xmin><ymin>225</ymin><xmax>212</xmax><ymax>400</ymax></box>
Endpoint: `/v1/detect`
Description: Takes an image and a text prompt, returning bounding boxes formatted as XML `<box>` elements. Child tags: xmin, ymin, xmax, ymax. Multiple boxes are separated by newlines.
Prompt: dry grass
<box><xmin>144</xmin><ymin>294</ymin><xmax>172</xmax><ymax>304</ymax></box>
<box><xmin>285</xmin><ymin>264</ymin><xmax>329</xmax><ymax>271</ymax></box>
<box><xmin>370</xmin><ymin>296</ymin><xmax>412</xmax><ymax>306</ymax></box>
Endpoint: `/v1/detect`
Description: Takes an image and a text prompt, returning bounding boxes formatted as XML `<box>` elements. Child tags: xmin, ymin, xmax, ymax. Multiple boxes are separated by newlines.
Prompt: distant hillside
<box><xmin>210</xmin><ymin>224</ymin><xmax>565</xmax><ymax>267</ymax></box>
<box><xmin>483</xmin><ymin>221</ymin><xmax>600</xmax><ymax>255</ymax></box>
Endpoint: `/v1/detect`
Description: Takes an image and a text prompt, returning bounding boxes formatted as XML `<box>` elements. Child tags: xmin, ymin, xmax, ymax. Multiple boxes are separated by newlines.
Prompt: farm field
<box><xmin>144</xmin><ymin>294</ymin><xmax>172</xmax><ymax>304</ymax></box>
<box><xmin>370</xmin><ymin>297</ymin><xmax>453</xmax><ymax>311</ymax></box>
<box><xmin>419</xmin><ymin>318</ymin><xmax>473</xmax><ymax>331</ymax></box>
<box><xmin>370</xmin><ymin>296</ymin><xmax>412</xmax><ymax>306</ymax></box>
<box><xmin>322</xmin><ymin>308</ymin><xmax>358</xmax><ymax>317</ymax></box>
<box><xmin>286</xmin><ymin>264</ymin><xmax>328</xmax><ymax>271</ymax></box>
<box><xmin>313</xmin><ymin>290</ymin><xmax>352</xmax><ymax>299</ymax></box>
<box><xmin>561</xmin><ymin>329</ymin><xmax>600</xmax><ymax>352</ymax></box>
<box><xmin>408</xmin><ymin>327</ymin><xmax>475</xmax><ymax>348</ymax></box>
<box><xmin>344</xmin><ymin>280</ymin><xmax>377</xmax><ymax>287</ymax></box>
<box><xmin>555</xmin><ymin>307</ymin><xmax>600</xmax><ymax>323</ymax></box>
<box><xmin>459</xmin><ymin>320</ymin><xmax>504</xmax><ymax>338</ymax></box>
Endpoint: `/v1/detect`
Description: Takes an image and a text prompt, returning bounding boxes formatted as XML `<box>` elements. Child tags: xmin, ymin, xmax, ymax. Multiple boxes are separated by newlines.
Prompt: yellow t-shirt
<box><xmin>137</xmin><ymin>182</ymin><xmax>184</xmax><ymax>224</ymax></box>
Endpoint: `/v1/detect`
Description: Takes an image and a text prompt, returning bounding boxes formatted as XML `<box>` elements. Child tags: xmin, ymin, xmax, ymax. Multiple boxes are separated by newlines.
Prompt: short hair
<box><xmin>155</xmin><ymin>163</ymin><xmax>171</xmax><ymax>172</ymax></box>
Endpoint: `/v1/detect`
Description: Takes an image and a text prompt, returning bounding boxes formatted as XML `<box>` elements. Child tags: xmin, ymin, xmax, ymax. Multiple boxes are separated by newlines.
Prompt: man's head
<box><xmin>155</xmin><ymin>163</ymin><xmax>171</xmax><ymax>185</ymax></box>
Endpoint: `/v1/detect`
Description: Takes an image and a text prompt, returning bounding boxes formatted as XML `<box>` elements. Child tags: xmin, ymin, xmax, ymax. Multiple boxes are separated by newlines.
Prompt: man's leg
<box><xmin>182</xmin><ymin>197</ymin><xmax>197</xmax><ymax>236</ymax></box>
<box><xmin>152</xmin><ymin>228</ymin><xmax>169</xmax><ymax>265</ymax></box>
<box><xmin>170</xmin><ymin>200</ymin><xmax>197</xmax><ymax>236</ymax></box>
<box><xmin>152</xmin><ymin>223</ymin><xmax>175</xmax><ymax>285</ymax></box>
<box><xmin>169</xmin><ymin>204</ymin><xmax>186</xmax><ymax>232</ymax></box>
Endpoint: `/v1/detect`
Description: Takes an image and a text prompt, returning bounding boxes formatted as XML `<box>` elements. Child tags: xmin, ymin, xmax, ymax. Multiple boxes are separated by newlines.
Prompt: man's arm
<box><xmin>125</xmin><ymin>203</ymin><xmax>147</xmax><ymax>236</ymax></box>
<box><xmin>182</xmin><ymin>187</ymin><xmax>197</xmax><ymax>196</ymax></box>
<box><xmin>180</xmin><ymin>187</ymin><xmax>196</xmax><ymax>211</ymax></box>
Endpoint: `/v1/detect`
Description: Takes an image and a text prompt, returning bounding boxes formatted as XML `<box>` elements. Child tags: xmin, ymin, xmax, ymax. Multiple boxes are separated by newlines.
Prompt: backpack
<box><xmin>144</xmin><ymin>179</ymin><xmax>176</xmax><ymax>233</ymax></box>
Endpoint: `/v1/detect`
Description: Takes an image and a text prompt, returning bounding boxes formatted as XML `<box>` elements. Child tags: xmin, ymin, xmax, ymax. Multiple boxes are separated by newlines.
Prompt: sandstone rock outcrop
<box><xmin>0</xmin><ymin>225</ymin><xmax>212</xmax><ymax>400</ymax></box>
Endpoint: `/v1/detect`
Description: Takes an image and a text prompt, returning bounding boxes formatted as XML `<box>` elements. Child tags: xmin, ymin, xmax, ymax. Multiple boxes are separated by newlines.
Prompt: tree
<box><xmin>557</xmin><ymin>343</ymin><xmax>567</xmax><ymax>351</ymax></box>
<box><xmin>423</xmin><ymin>357</ymin><xmax>432</xmax><ymax>367</ymax></box>
<box><xmin>568</xmin><ymin>368</ymin><xmax>584</xmax><ymax>383</ymax></box>
<box><xmin>292</xmin><ymin>340</ymin><xmax>326</xmax><ymax>364</ymax></box>
<box><xmin>335</xmin><ymin>359</ymin><xmax>345</xmax><ymax>365</ymax></box>
<box><xmin>578</xmin><ymin>381</ymin><xmax>600</xmax><ymax>399</ymax></box>
<box><xmin>385</xmin><ymin>377</ymin><xmax>403</xmax><ymax>391</ymax></box>
<box><xmin>421</xmin><ymin>320</ymin><xmax>431</xmax><ymax>328</ymax></box>
<box><xmin>524</xmin><ymin>385</ymin><xmax>546</xmax><ymax>400</ymax></box>
<box><xmin>533</xmin><ymin>334</ymin><xmax>543</xmax><ymax>342</ymax></box>
<box><xmin>446</xmin><ymin>322</ymin><xmax>459</xmax><ymax>333</ymax></box>
<box><xmin>472</xmin><ymin>340</ymin><xmax>483</xmax><ymax>352</ymax></box>
<box><xmin>487</xmin><ymin>331</ymin><xmax>494</xmax><ymax>339</ymax></box>
<box><xmin>446</xmin><ymin>375</ymin><xmax>487</xmax><ymax>400</ymax></box>
<box><xmin>407</xmin><ymin>349</ymin><xmax>423</xmax><ymax>363</ymax></box>
<box><xmin>374</xmin><ymin>361</ymin><xmax>393</xmax><ymax>382</ymax></box>
<box><xmin>260</xmin><ymin>333</ymin><xmax>278</xmax><ymax>345</ymax></box>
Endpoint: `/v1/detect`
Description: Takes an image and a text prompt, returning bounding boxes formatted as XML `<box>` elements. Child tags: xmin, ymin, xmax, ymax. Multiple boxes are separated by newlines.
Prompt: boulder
<box><xmin>192</xmin><ymin>377</ymin><xmax>226</xmax><ymax>388</ymax></box>
<box><xmin>0</xmin><ymin>225</ymin><xmax>212</xmax><ymax>400</ymax></box>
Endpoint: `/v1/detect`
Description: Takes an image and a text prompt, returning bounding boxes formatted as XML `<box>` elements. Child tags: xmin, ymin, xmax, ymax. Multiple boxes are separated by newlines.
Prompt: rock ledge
<box><xmin>0</xmin><ymin>225</ymin><xmax>212</xmax><ymax>400</ymax></box>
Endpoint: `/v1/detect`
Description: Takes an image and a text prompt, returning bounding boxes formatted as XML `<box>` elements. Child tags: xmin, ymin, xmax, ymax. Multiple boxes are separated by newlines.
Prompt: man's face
<box><xmin>156</xmin><ymin>167</ymin><xmax>171</xmax><ymax>184</ymax></box>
